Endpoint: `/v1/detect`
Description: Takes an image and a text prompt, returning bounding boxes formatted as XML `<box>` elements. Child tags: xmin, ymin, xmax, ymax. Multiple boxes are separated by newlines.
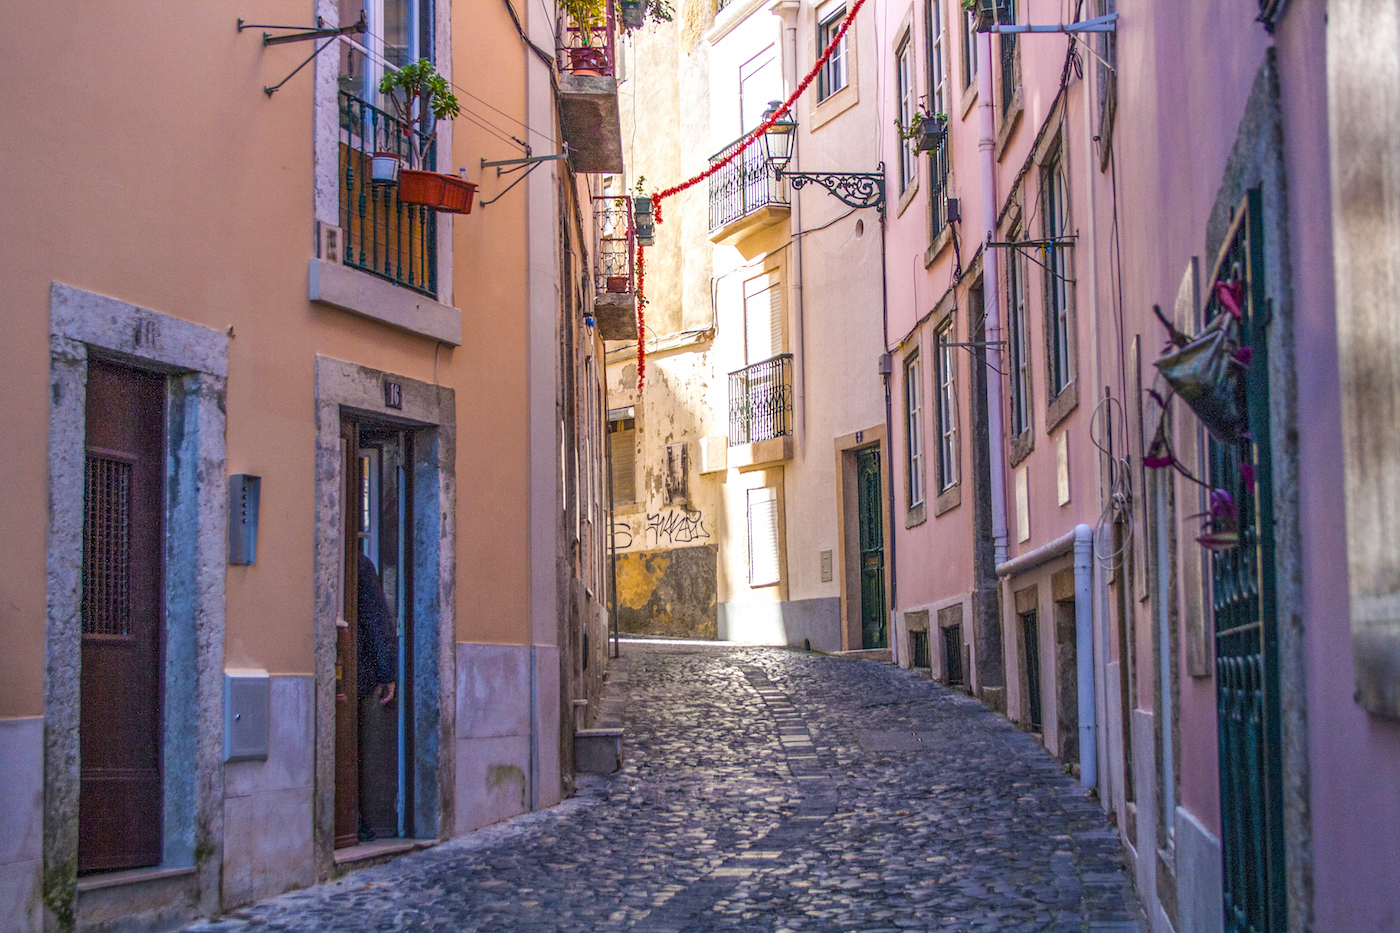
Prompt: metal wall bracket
<box><xmin>779</xmin><ymin>169</ymin><xmax>886</xmax><ymax>215</ymax></box>
<box><xmin>980</xmin><ymin>12</ymin><xmax>1117</xmax><ymax>33</ymax></box>
<box><xmin>238</xmin><ymin>11</ymin><xmax>367</xmax><ymax>45</ymax></box>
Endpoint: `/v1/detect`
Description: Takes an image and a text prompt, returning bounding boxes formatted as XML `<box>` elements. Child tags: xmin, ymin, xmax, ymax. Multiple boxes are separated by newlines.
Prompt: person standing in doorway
<box><xmin>356</xmin><ymin>553</ymin><xmax>396</xmax><ymax>842</ymax></box>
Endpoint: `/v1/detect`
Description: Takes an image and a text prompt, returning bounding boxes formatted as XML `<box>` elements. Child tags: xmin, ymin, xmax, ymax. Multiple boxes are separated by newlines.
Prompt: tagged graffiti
<box><xmin>611</xmin><ymin>509</ymin><xmax>711</xmax><ymax>551</ymax></box>
<box><xmin>646</xmin><ymin>509</ymin><xmax>710</xmax><ymax>547</ymax></box>
<box><xmin>609</xmin><ymin>520</ymin><xmax>634</xmax><ymax>550</ymax></box>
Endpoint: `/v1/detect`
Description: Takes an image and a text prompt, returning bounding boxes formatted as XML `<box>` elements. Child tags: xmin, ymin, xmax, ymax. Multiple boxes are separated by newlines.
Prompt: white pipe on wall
<box><xmin>975</xmin><ymin>32</ymin><xmax>1009</xmax><ymax>568</ymax></box>
<box><xmin>1074</xmin><ymin>522</ymin><xmax>1098</xmax><ymax>790</ymax></box>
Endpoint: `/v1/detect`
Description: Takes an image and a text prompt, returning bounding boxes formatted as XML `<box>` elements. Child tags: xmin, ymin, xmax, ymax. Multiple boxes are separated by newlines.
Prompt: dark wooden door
<box><xmin>1021</xmin><ymin>609</ymin><xmax>1043</xmax><ymax>732</ymax></box>
<box><xmin>1209</xmin><ymin>190</ymin><xmax>1286</xmax><ymax>933</ymax></box>
<box><xmin>79</xmin><ymin>360</ymin><xmax>165</xmax><ymax>872</ymax></box>
<box><xmin>856</xmin><ymin>448</ymin><xmax>887</xmax><ymax>649</ymax></box>
<box><xmin>335</xmin><ymin>418</ymin><xmax>361</xmax><ymax>848</ymax></box>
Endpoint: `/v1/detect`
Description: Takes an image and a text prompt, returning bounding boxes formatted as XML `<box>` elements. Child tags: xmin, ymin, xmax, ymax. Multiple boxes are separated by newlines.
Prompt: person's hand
<box><xmin>376</xmin><ymin>682</ymin><xmax>396</xmax><ymax>706</ymax></box>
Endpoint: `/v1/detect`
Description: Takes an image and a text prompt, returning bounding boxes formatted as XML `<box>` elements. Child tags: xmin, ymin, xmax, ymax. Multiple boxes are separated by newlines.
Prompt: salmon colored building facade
<box><xmin>0</xmin><ymin>0</ymin><xmax>626</xmax><ymax>928</ymax></box>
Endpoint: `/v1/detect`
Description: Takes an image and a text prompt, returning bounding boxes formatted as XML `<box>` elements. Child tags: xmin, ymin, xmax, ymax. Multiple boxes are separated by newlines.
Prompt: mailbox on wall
<box><xmin>229</xmin><ymin>474</ymin><xmax>261</xmax><ymax>565</ymax></box>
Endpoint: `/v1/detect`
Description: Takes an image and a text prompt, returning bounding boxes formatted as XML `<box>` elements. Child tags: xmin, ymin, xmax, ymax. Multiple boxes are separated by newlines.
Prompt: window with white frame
<box><xmin>747</xmin><ymin>487</ymin><xmax>781</xmax><ymax>586</ymax></box>
<box><xmin>1044</xmin><ymin>150</ymin><xmax>1072</xmax><ymax>395</ymax></box>
<box><xmin>1007</xmin><ymin>228</ymin><xmax>1031</xmax><ymax>436</ymax></box>
<box><xmin>896</xmin><ymin>35</ymin><xmax>918</xmax><ymax>192</ymax></box>
<box><xmin>926</xmin><ymin>0</ymin><xmax>946</xmax><ymax>115</ymax></box>
<box><xmin>905</xmin><ymin>352</ymin><xmax>925</xmax><ymax>508</ymax></box>
<box><xmin>339</xmin><ymin>0</ymin><xmax>430</xmax><ymax>101</ymax></box>
<box><xmin>936</xmin><ymin>323</ymin><xmax>959</xmax><ymax>490</ymax></box>
<box><xmin>960</xmin><ymin>6</ymin><xmax>977</xmax><ymax>90</ymax></box>
<box><xmin>818</xmin><ymin>6</ymin><xmax>849</xmax><ymax>100</ymax></box>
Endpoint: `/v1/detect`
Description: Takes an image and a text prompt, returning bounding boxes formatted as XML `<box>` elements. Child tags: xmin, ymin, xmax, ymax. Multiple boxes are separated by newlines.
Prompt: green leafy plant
<box><xmin>378</xmin><ymin>59</ymin><xmax>461</xmax><ymax>169</ymax></box>
<box><xmin>894</xmin><ymin>107</ymin><xmax>948</xmax><ymax>141</ymax></box>
<box><xmin>562</xmin><ymin>0</ymin><xmax>608</xmax><ymax>44</ymax></box>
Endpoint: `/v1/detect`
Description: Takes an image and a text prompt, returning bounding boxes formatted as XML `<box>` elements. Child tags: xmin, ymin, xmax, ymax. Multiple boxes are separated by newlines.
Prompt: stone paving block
<box><xmin>177</xmin><ymin>644</ymin><xmax>1144</xmax><ymax>933</ymax></box>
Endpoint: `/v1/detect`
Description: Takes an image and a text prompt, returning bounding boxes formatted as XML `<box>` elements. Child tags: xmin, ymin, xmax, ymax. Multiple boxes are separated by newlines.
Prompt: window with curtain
<box><xmin>960</xmin><ymin>7</ymin><xmax>977</xmax><ymax>90</ymax></box>
<box><xmin>936</xmin><ymin>323</ymin><xmax>959</xmax><ymax>490</ymax></box>
<box><xmin>1043</xmin><ymin>151</ymin><xmax>1072</xmax><ymax>395</ymax></box>
<box><xmin>896</xmin><ymin>36</ymin><xmax>917</xmax><ymax>192</ymax></box>
<box><xmin>1007</xmin><ymin>228</ymin><xmax>1031</xmax><ymax>436</ymax></box>
<box><xmin>905</xmin><ymin>352</ymin><xmax>925</xmax><ymax>508</ymax></box>
<box><xmin>818</xmin><ymin>6</ymin><xmax>849</xmax><ymax>100</ymax></box>
<box><xmin>747</xmin><ymin>487</ymin><xmax>781</xmax><ymax>586</ymax></box>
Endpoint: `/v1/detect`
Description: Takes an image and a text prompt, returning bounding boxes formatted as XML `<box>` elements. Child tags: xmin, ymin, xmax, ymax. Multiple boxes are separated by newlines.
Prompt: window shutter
<box><xmin>611</xmin><ymin>424</ymin><xmax>636</xmax><ymax>506</ymax></box>
<box><xmin>747</xmin><ymin>487</ymin><xmax>780</xmax><ymax>586</ymax></box>
<box><xmin>744</xmin><ymin>277</ymin><xmax>784</xmax><ymax>364</ymax></box>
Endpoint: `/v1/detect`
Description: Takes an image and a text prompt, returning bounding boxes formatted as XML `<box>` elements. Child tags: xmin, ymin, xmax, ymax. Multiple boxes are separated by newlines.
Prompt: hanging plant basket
<box><xmin>398</xmin><ymin>169</ymin><xmax>478</xmax><ymax>214</ymax></box>
<box><xmin>915</xmin><ymin>119</ymin><xmax>947</xmax><ymax>152</ymax></box>
<box><xmin>620</xmin><ymin>0</ymin><xmax>645</xmax><ymax>28</ymax></box>
<box><xmin>606</xmin><ymin>275</ymin><xmax>631</xmax><ymax>293</ymax></box>
<box><xmin>370</xmin><ymin>152</ymin><xmax>402</xmax><ymax>184</ymax></box>
<box><xmin>569</xmin><ymin>47</ymin><xmax>608</xmax><ymax>75</ymax></box>
<box><xmin>965</xmin><ymin>0</ymin><xmax>997</xmax><ymax>31</ymax></box>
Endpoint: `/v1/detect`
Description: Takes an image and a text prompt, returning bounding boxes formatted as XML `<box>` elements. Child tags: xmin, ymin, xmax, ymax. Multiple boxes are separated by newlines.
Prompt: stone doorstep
<box><xmin>833</xmin><ymin>648</ymin><xmax>894</xmax><ymax>662</ymax></box>
<box><xmin>75</xmin><ymin>864</ymin><xmax>200</xmax><ymax>929</ymax></box>
<box><xmin>333</xmin><ymin>838</ymin><xmax>437</xmax><ymax>875</ymax></box>
<box><xmin>575</xmin><ymin>728</ymin><xmax>624</xmax><ymax>775</ymax></box>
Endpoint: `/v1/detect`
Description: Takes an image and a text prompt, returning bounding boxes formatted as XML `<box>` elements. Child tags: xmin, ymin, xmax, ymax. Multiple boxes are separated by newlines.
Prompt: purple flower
<box><xmin>1234</xmin><ymin>345</ymin><xmax>1253</xmax><ymax>366</ymax></box>
<box><xmin>1209</xmin><ymin>488</ymin><xmax>1237</xmax><ymax>521</ymax></box>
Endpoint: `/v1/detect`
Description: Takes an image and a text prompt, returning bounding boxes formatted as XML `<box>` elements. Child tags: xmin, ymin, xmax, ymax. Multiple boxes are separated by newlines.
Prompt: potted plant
<box><xmin>620</xmin><ymin>0</ymin><xmax>674</xmax><ymax>30</ymax></box>
<box><xmin>562</xmin><ymin>0</ymin><xmax>608</xmax><ymax>73</ymax></box>
<box><xmin>370</xmin><ymin>152</ymin><xmax>402</xmax><ymax>183</ymax></box>
<box><xmin>895</xmin><ymin>108</ymin><xmax>948</xmax><ymax>152</ymax></box>
<box><xmin>378</xmin><ymin>59</ymin><xmax>477</xmax><ymax>214</ymax></box>
<box><xmin>962</xmin><ymin>0</ymin><xmax>997</xmax><ymax>32</ymax></box>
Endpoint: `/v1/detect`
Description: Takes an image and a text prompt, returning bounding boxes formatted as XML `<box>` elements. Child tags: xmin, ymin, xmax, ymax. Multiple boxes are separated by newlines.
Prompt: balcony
<box><xmin>728</xmin><ymin>354</ymin><xmax>795</xmax><ymax>471</ymax></box>
<box><xmin>338</xmin><ymin>91</ymin><xmax>438</xmax><ymax>298</ymax></box>
<box><xmin>708</xmin><ymin>135</ymin><xmax>790</xmax><ymax>247</ymax></box>
<box><xmin>556</xmin><ymin>0</ymin><xmax>624</xmax><ymax>173</ymax></box>
<box><xmin>593</xmin><ymin>197</ymin><xmax>637</xmax><ymax>340</ymax></box>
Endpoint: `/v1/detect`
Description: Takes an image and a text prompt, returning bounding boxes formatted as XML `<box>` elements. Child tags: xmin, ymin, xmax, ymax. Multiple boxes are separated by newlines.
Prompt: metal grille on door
<box><xmin>83</xmin><ymin>455</ymin><xmax>132</xmax><ymax>637</ymax></box>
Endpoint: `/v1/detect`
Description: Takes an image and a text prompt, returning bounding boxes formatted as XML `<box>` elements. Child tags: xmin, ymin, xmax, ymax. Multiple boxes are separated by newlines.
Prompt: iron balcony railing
<box><xmin>728</xmin><ymin>354</ymin><xmax>794</xmax><ymax>446</ymax></box>
<box><xmin>998</xmin><ymin>0</ymin><xmax>1018</xmax><ymax>115</ymax></box>
<box><xmin>558</xmin><ymin>0</ymin><xmax>618</xmax><ymax>77</ymax></box>
<box><xmin>708</xmin><ymin>134</ymin><xmax>789</xmax><ymax>232</ymax></box>
<box><xmin>338</xmin><ymin>91</ymin><xmax>438</xmax><ymax>298</ymax></box>
<box><xmin>594</xmin><ymin>196</ymin><xmax>635</xmax><ymax>294</ymax></box>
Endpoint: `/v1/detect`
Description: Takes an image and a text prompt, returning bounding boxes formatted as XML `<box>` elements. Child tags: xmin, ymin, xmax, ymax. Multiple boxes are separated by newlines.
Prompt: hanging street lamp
<box><xmin>759</xmin><ymin>101</ymin><xmax>885</xmax><ymax>215</ymax></box>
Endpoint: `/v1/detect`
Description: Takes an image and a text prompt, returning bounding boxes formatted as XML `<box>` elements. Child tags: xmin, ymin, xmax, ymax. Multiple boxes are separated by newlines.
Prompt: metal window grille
<box><xmin>936</xmin><ymin>325</ymin><xmax>959</xmax><ymax>489</ymax></box>
<box><xmin>558</xmin><ymin>0</ymin><xmax>618</xmax><ymax>76</ymax></box>
<box><xmin>595</xmin><ymin>197</ymin><xmax>635</xmax><ymax>293</ymax></box>
<box><xmin>942</xmin><ymin>624</ymin><xmax>964</xmax><ymax>685</ymax></box>
<box><xmin>911</xmin><ymin>630</ymin><xmax>931</xmax><ymax>669</ymax></box>
<box><xmin>83</xmin><ymin>455</ymin><xmax>133</xmax><ymax>638</ymax></box>
<box><xmin>1021</xmin><ymin>609</ymin><xmax>1042</xmax><ymax>730</ymax></box>
<box><xmin>998</xmin><ymin>0</ymin><xmax>1017</xmax><ymax>115</ymax></box>
<box><xmin>729</xmin><ymin>354</ymin><xmax>795</xmax><ymax>446</ymax></box>
<box><xmin>929</xmin><ymin>131</ymin><xmax>950</xmax><ymax>233</ymax></box>
<box><xmin>708</xmin><ymin>135</ymin><xmax>790</xmax><ymax>231</ymax></box>
<box><xmin>818</xmin><ymin>8</ymin><xmax>848</xmax><ymax>100</ymax></box>
<box><xmin>338</xmin><ymin>91</ymin><xmax>439</xmax><ymax>297</ymax></box>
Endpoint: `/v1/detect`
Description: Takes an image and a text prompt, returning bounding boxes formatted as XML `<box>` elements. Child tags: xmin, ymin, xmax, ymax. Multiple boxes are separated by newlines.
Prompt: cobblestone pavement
<box><xmin>186</xmin><ymin>643</ymin><xmax>1143</xmax><ymax>933</ymax></box>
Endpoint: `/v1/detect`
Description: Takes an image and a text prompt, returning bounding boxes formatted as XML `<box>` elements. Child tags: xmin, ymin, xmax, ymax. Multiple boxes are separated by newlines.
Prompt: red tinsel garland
<box><xmin>632</xmin><ymin>0</ymin><xmax>868</xmax><ymax>389</ymax></box>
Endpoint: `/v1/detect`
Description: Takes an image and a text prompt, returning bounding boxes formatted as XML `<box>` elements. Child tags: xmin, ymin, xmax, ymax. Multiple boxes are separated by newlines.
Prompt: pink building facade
<box><xmin>876</xmin><ymin>1</ymin><xmax>1400</xmax><ymax>930</ymax></box>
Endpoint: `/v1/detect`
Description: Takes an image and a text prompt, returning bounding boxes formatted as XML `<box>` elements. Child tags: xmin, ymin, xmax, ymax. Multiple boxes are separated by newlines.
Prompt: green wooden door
<box><xmin>856</xmin><ymin>448</ymin><xmax>887</xmax><ymax>649</ymax></box>
<box><xmin>1208</xmin><ymin>190</ymin><xmax>1286</xmax><ymax>933</ymax></box>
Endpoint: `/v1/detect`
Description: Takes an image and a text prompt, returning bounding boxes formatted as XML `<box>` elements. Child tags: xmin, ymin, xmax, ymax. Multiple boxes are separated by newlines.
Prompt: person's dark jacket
<box><xmin>357</xmin><ymin>554</ymin><xmax>396</xmax><ymax>697</ymax></box>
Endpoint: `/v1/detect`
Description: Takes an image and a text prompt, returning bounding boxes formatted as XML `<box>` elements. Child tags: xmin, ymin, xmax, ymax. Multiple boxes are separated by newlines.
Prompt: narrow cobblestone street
<box><xmin>187</xmin><ymin>644</ymin><xmax>1143</xmax><ymax>933</ymax></box>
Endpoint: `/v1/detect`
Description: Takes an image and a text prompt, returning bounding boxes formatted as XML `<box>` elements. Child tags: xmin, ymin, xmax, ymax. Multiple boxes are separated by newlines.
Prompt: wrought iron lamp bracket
<box><xmin>779</xmin><ymin>169</ymin><xmax>886</xmax><ymax>215</ymax></box>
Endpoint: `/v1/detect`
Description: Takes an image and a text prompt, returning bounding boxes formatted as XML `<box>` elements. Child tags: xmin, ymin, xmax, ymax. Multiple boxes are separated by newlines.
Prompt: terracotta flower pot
<box><xmin>606</xmin><ymin>276</ymin><xmax>631</xmax><ymax>293</ymax></box>
<box><xmin>397</xmin><ymin>170</ymin><xmax>478</xmax><ymax>214</ymax></box>
<box><xmin>569</xmin><ymin>47</ymin><xmax>607</xmax><ymax>75</ymax></box>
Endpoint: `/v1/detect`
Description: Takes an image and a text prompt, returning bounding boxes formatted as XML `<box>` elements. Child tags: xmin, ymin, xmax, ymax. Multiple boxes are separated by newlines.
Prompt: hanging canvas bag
<box><xmin>1152</xmin><ymin>282</ymin><xmax>1249</xmax><ymax>446</ymax></box>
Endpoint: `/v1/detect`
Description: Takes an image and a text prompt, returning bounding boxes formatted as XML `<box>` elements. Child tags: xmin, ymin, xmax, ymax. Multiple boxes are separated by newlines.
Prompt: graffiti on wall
<box><xmin>611</xmin><ymin>508</ymin><xmax>711</xmax><ymax>551</ymax></box>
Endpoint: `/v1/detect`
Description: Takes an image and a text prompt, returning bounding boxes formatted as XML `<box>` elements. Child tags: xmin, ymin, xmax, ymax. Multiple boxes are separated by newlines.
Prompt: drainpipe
<box><xmin>975</xmin><ymin>32</ymin><xmax>1009</xmax><ymax>568</ymax></box>
<box><xmin>1074</xmin><ymin>523</ymin><xmax>1097</xmax><ymax>790</ymax></box>
<box><xmin>778</xmin><ymin>5</ymin><xmax>807</xmax><ymax>456</ymax></box>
